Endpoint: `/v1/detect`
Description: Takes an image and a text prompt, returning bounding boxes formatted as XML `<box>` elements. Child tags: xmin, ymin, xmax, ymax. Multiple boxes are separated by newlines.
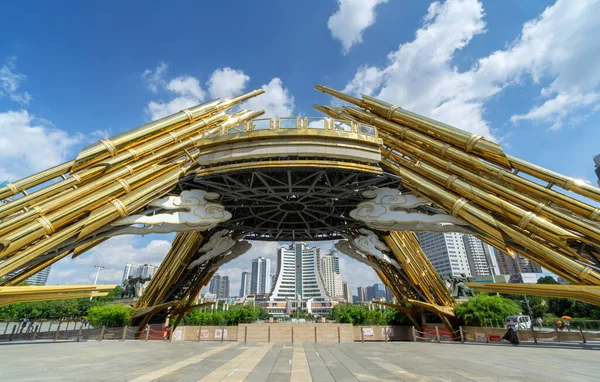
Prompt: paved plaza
<box><xmin>1</xmin><ymin>341</ymin><xmax>599</xmax><ymax>381</ymax></box>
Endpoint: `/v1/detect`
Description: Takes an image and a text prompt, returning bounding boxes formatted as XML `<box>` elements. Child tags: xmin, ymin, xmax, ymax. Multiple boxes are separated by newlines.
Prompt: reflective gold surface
<box><xmin>2</xmin><ymin>84</ymin><xmax>600</xmax><ymax>325</ymax></box>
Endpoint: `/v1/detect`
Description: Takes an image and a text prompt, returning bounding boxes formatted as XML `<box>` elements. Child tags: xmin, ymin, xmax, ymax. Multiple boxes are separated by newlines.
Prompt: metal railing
<box><xmin>201</xmin><ymin>116</ymin><xmax>378</xmax><ymax>140</ymax></box>
<box><xmin>410</xmin><ymin>325</ymin><xmax>600</xmax><ymax>345</ymax></box>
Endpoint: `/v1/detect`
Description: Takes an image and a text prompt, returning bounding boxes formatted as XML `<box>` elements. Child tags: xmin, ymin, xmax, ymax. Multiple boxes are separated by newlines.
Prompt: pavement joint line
<box><xmin>126</xmin><ymin>343</ymin><xmax>237</xmax><ymax>382</ymax></box>
<box><xmin>200</xmin><ymin>343</ymin><xmax>273</xmax><ymax>381</ymax></box>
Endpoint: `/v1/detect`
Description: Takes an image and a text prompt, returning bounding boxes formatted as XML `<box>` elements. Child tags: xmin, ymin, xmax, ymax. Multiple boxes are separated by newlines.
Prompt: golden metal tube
<box><xmin>0</xmin><ymin>109</ymin><xmax>262</xmax><ymax>239</ymax></box>
<box><xmin>380</xmin><ymin>133</ymin><xmax>600</xmax><ymax>248</ymax></box>
<box><xmin>77</xmin><ymin>162</ymin><xmax>197</xmax><ymax>239</ymax></box>
<box><xmin>314</xmin><ymin>85</ymin><xmax>511</xmax><ymax>168</ymax></box>
<box><xmin>381</xmin><ymin>157</ymin><xmax>600</xmax><ymax>285</ymax></box>
<box><xmin>508</xmin><ymin>155</ymin><xmax>600</xmax><ymax>202</ymax></box>
<box><xmin>384</xmin><ymin>142</ymin><xmax>590</xmax><ymax>255</ymax></box>
<box><xmin>314</xmin><ymin>85</ymin><xmax>366</xmax><ymax>107</ymax></box>
<box><xmin>381</xmin><ymin>158</ymin><xmax>506</xmax><ymax>245</ymax></box>
<box><xmin>2</xmin><ymin>249</ymin><xmax>72</xmax><ymax>286</ymax></box>
<box><xmin>0</xmin><ymin>168</ymin><xmax>102</xmax><ymax>220</ymax></box>
<box><xmin>360</xmin><ymin>94</ymin><xmax>511</xmax><ymax>169</ymax></box>
<box><xmin>0</xmin><ymin>222</ymin><xmax>84</xmax><ymax>278</ymax></box>
<box><xmin>92</xmin><ymin>111</ymin><xmax>227</xmax><ymax>172</ymax></box>
<box><xmin>0</xmin><ymin>160</ymin><xmax>75</xmax><ymax>200</ymax></box>
<box><xmin>0</xmin><ymin>162</ymin><xmax>194</xmax><ymax>277</ymax></box>
<box><xmin>70</xmin><ymin>99</ymin><xmax>220</xmax><ymax>172</ymax></box>
<box><xmin>0</xmin><ymin>164</ymin><xmax>173</xmax><ymax>258</ymax></box>
<box><xmin>70</xmin><ymin>88</ymin><xmax>265</xmax><ymax>173</ymax></box>
<box><xmin>312</xmin><ymin>104</ymin><xmax>356</xmax><ymax>122</ymax></box>
<box><xmin>343</xmin><ymin>105</ymin><xmax>600</xmax><ymax>222</ymax></box>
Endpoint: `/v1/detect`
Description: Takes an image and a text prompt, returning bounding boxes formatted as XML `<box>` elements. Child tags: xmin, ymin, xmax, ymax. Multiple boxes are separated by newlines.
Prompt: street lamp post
<box><xmin>90</xmin><ymin>265</ymin><xmax>105</xmax><ymax>300</ymax></box>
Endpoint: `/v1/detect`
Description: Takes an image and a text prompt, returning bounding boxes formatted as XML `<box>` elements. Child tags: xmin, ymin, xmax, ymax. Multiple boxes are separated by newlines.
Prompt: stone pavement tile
<box><xmin>270</xmin><ymin>346</ymin><xmax>293</xmax><ymax>372</ymax></box>
<box><xmin>245</xmin><ymin>344</ymin><xmax>282</xmax><ymax>381</ymax></box>
<box><xmin>267</xmin><ymin>371</ymin><xmax>292</xmax><ymax>381</ymax></box>
<box><xmin>325</xmin><ymin>345</ymin><xmax>388</xmax><ymax>381</ymax></box>
<box><xmin>314</xmin><ymin>344</ymin><xmax>358</xmax><ymax>382</ymax></box>
<box><xmin>197</xmin><ymin>343</ymin><xmax>270</xmax><ymax>381</ymax></box>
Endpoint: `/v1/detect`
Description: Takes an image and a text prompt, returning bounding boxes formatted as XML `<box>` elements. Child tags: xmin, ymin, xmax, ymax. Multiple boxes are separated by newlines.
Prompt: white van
<box><xmin>507</xmin><ymin>314</ymin><xmax>531</xmax><ymax>330</ymax></box>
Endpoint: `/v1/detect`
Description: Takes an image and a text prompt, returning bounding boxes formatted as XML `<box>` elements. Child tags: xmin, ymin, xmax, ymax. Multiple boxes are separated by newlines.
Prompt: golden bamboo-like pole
<box><xmin>70</xmin><ymin>89</ymin><xmax>264</xmax><ymax>172</ymax></box>
<box><xmin>136</xmin><ymin>231</ymin><xmax>206</xmax><ymax>309</ymax></box>
<box><xmin>378</xmin><ymin>133</ymin><xmax>600</xmax><ymax>249</ymax></box>
<box><xmin>0</xmin><ymin>161</ymin><xmax>75</xmax><ymax>200</ymax></box>
<box><xmin>342</xmin><ymin>105</ymin><xmax>600</xmax><ymax>222</ymax></box>
<box><xmin>380</xmin><ymin>159</ymin><xmax>600</xmax><ymax>285</ymax></box>
<box><xmin>315</xmin><ymin>85</ymin><xmax>511</xmax><ymax>169</ymax></box>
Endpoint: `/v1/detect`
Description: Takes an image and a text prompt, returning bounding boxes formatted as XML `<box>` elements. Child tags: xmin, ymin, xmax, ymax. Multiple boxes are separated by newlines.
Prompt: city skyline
<box><xmin>13</xmin><ymin>0</ymin><xmax>595</xmax><ymax>288</ymax></box>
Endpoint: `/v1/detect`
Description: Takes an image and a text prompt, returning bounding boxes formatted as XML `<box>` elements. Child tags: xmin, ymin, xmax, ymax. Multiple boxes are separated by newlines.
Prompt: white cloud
<box><xmin>242</xmin><ymin>78</ymin><xmax>295</xmax><ymax>118</ymax></box>
<box><xmin>207</xmin><ymin>67</ymin><xmax>250</xmax><ymax>99</ymax></box>
<box><xmin>328</xmin><ymin>0</ymin><xmax>389</xmax><ymax>54</ymax></box>
<box><xmin>167</xmin><ymin>76</ymin><xmax>206</xmax><ymax>100</ymax></box>
<box><xmin>0</xmin><ymin>110</ymin><xmax>83</xmax><ymax>180</ymax></box>
<box><xmin>49</xmin><ymin>236</ymin><xmax>172</xmax><ymax>285</ymax></box>
<box><xmin>141</xmin><ymin>62</ymin><xmax>168</xmax><ymax>93</ymax></box>
<box><xmin>0</xmin><ymin>59</ymin><xmax>32</xmax><ymax>105</ymax></box>
<box><xmin>145</xmin><ymin>72</ymin><xmax>208</xmax><ymax>120</ymax></box>
<box><xmin>343</xmin><ymin>0</ymin><xmax>493</xmax><ymax>138</ymax></box>
<box><xmin>343</xmin><ymin>0</ymin><xmax>600</xmax><ymax>137</ymax></box>
<box><xmin>144</xmin><ymin>65</ymin><xmax>294</xmax><ymax>120</ymax></box>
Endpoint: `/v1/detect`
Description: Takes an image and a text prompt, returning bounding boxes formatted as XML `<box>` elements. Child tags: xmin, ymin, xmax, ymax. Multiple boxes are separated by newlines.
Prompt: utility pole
<box><xmin>90</xmin><ymin>265</ymin><xmax>105</xmax><ymax>300</ymax></box>
<box><xmin>522</xmin><ymin>294</ymin><xmax>533</xmax><ymax>317</ymax></box>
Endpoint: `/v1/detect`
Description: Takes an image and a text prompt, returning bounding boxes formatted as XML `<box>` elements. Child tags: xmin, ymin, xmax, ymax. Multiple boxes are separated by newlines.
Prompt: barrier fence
<box><xmin>411</xmin><ymin>325</ymin><xmax>600</xmax><ymax>345</ymax></box>
<box><xmin>2</xmin><ymin>323</ymin><xmax>599</xmax><ymax>344</ymax></box>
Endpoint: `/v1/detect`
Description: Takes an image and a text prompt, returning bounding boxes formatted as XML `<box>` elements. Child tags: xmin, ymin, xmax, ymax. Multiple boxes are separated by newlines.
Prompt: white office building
<box><xmin>270</xmin><ymin>242</ymin><xmax>330</xmax><ymax>302</ymax></box>
<box><xmin>319</xmin><ymin>249</ymin><xmax>343</xmax><ymax>299</ymax></box>
<box><xmin>121</xmin><ymin>263</ymin><xmax>159</xmax><ymax>285</ymax></box>
<box><xmin>239</xmin><ymin>271</ymin><xmax>252</xmax><ymax>297</ymax></box>
<box><xmin>462</xmin><ymin>235</ymin><xmax>494</xmax><ymax>276</ymax></box>
<box><xmin>342</xmin><ymin>282</ymin><xmax>353</xmax><ymax>304</ymax></box>
<box><xmin>6</xmin><ymin>266</ymin><xmax>52</xmax><ymax>286</ymax></box>
<box><xmin>417</xmin><ymin>232</ymin><xmax>471</xmax><ymax>277</ymax></box>
<box><xmin>251</xmin><ymin>257</ymin><xmax>271</xmax><ymax>294</ymax></box>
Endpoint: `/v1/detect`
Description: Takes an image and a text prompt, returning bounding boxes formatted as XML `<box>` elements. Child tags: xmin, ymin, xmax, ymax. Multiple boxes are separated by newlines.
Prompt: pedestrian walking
<box><xmin>536</xmin><ymin>317</ymin><xmax>543</xmax><ymax>329</ymax></box>
<box><xmin>556</xmin><ymin>320</ymin><xmax>563</xmax><ymax>331</ymax></box>
<box><xmin>502</xmin><ymin>318</ymin><xmax>519</xmax><ymax>345</ymax></box>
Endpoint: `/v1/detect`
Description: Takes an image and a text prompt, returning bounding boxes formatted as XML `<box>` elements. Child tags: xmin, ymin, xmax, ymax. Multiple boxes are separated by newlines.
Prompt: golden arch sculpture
<box><xmin>1</xmin><ymin>85</ymin><xmax>599</xmax><ymax>331</ymax></box>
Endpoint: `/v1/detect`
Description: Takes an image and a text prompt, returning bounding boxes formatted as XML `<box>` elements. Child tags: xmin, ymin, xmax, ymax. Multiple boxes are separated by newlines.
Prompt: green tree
<box><xmin>85</xmin><ymin>305</ymin><xmax>133</xmax><ymax>327</ymax></box>
<box><xmin>537</xmin><ymin>276</ymin><xmax>559</xmax><ymax>284</ymax></box>
<box><xmin>455</xmin><ymin>294</ymin><xmax>521</xmax><ymax>326</ymax></box>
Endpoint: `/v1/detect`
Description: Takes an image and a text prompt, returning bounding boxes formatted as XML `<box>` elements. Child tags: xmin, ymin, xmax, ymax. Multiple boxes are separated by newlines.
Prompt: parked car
<box><xmin>507</xmin><ymin>314</ymin><xmax>531</xmax><ymax>329</ymax></box>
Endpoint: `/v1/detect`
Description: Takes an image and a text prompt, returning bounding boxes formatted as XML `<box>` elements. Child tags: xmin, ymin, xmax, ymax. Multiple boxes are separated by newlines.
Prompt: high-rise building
<box><xmin>417</xmin><ymin>232</ymin><xmax>471</xmax><ymax>277</ymax></box>
<box><xmin>495</xmin><ymin>250</ymin><xmax>543</xmax><ymax>274</ymax></box>
<box><xmin>26</xmin><ymin>266</ymin><xmax>51</xmax><ymax>286</ymax></box>
<box><xmin>251</xmin><ymin>257</ymin><xmax>271</xmax><ymax>294</ymax></box>
<box><xmin>121</xmin><ymin>263</ymin><xmax>158</xmax><ymax>284</ymax></box>
<box><xmin>462</xmin><ymin>235</ymin><xmax>494</xmax><ymax>276</ymax></box>
<box><xmin>594</xmin><ymin>154</ymin><xmax>600</xmax><ymax>187</ymax></box>
<box><xmin>4</xmin><ymin>265</ymin><xmax>51</xmax><ymax>286</ymax></box>
<box><xmin>342</xmin><ymin>282</ymin><xmax>353</xmax><ymax>303</ymax></box>
<box><xmin>385</xmin><ymin>286</ymin><xmax>394</xmax><ymax>302</ymax></box>
<box><xmin>356</xmin><ymin>286</ymin><xmax>366</xmax><ymax>302</ymax></box>
<box><xmin>239</xmin><ymin>271</ymin><xmax>252</xmax><ymax>297</ymax></box>
<box><xmin>319</xmin><ymin>249</ymin><xmax>343</xmax><ymax>298</ymax></box>
<box><xmin>209</xmin><ymin>274</ymin><xmax>230</xmax><ymax>300</ymax></box>
<box><xmin>365</xmin><ymin>283</ymin><xmax>386</xmax><ymax>301</ymax></box>
<box><xmin>270</xmin><ymin>242</ymin><xmax>330</xmax><ymax>302</ymax></box>
<box><xmin>122</xmin><ymin>263</ymin><xmax>133</xmax><ymax>285</ymax></box>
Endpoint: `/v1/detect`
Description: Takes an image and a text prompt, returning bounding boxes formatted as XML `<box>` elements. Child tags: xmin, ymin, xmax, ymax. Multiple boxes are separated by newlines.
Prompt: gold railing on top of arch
<box><xmin>202</xmin><ymin>116</ymin><xmax>379</xmax><ymax>140</ymax></box>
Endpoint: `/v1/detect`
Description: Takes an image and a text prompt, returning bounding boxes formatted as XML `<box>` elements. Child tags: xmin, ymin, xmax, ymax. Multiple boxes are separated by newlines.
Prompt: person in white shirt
<box><xmin>502</xmin><ymin>318</ymin><xmax>520</xmax><ymax>345</ymax></box>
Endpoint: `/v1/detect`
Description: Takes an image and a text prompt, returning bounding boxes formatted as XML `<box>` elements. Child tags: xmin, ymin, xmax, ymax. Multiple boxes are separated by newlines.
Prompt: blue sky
<box><xmin>1</xmin><ymin>0</ymin><xmax>599</xmax><ymax>293</ymax></box>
